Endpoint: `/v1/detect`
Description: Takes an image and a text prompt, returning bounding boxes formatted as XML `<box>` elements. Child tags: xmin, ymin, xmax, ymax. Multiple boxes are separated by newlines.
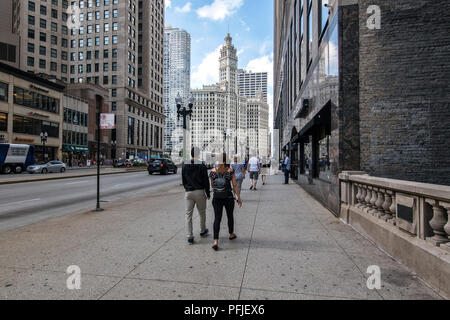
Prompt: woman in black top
<box><xmin>209</xmin><ymin>154</ymin><xmax>242</xmax><ymax>251</ymax></box>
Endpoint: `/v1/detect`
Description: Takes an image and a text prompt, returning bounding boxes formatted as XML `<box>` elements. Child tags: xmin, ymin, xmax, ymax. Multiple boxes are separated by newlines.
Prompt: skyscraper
<box><xmin>163</xmin><ymin>26</ymin><xmax>191</xmax><ymax>161</ymax></box>
<box><xmin>191</xmin><ymin>33</ymin><xmax>243</xmax><ymax>160</ymax></box>
<box><xmin>1</xmin><ymin>0</ymin><xmax>166</xmax><ymax>159</ymax></box>
<box><xmin>238</xmin><ymin>70</ymin><xmax>268</xmax><ymax>102</ymax></box>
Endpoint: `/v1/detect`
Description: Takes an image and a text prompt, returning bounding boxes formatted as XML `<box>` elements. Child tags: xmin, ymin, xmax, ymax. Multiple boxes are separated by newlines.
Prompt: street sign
<box><xmin>100</xmin><ymin>113</ymin><xmax>115</xmax><ymax>129</ymax></box>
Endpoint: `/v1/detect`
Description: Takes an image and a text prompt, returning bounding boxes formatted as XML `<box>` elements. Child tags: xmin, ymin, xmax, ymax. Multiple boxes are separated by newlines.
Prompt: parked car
<box><xmin>147</xmin><ymin>158</ymin><xmax>178</xmax><ymax>175</ymax></box>
<box><xmin>113</xmin><ymin>159</ymin><xmax>133</xmax><ymax>168</ymax></box>
<box><xmin>27</xmin><ymin>161</ymin><xmax>67</xmax><ymax>174</ymax></box>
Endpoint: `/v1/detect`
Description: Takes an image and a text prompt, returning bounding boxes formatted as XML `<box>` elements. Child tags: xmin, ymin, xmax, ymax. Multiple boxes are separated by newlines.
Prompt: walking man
<box><xmin>182</xmin><ymin>147</ymin><xmax>210</xmax><ymax>245</ymax></box>
<box><xmin>247</xmin><ymin>153</ymin><xmax>261</xmax><ymax>191</ymax></box>
<box><xmin>231</xmin><ymin>155</ymin><xmax>246</xmax><ymax>194</ymax></box>
<box><xmin>282</xmin><ymin>153</ymin><xmax>291</xmax><ymax>184</ymax></box>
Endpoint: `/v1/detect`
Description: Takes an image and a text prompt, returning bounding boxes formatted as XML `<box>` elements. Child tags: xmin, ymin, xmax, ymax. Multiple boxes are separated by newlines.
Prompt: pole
<box><xmin>183</xmin><ymin>114</ymin><xmax>187</xmax><ymax>163</ymax></box>
<box><xmin>95</xmin><ymin>112</ymin><xmax>103</xmax><ymax>212</ymax></box>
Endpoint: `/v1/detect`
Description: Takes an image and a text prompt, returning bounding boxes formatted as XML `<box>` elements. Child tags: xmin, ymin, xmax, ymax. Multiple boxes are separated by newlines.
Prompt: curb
<box><xmin>0</xmin><ymin>168</ymin><xmax>148</xmax><ymax>185</ymax></box>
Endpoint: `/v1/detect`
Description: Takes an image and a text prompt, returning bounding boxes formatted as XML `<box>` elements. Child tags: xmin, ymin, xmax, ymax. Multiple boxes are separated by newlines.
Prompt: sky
<box><xmin>165</xmin><ymin>0</ymin><xmax>274</xmax><ymax>125</ymax></box>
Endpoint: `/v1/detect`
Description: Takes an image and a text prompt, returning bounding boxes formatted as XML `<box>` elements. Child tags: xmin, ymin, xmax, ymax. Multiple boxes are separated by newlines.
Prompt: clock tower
<box><xmin>219</xmin><ymin>33</ymin><xmax>238</xmax><ymax>94</ymax></box>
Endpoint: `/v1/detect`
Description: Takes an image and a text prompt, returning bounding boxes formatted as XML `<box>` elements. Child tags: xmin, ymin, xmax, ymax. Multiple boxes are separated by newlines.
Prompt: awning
<box><xmin>63</xmin><ymin>145</ymin><xmax>89</xmax><ymax>152</ymax></box>
<box><xmin>292</xmin><ymin>102</ymin><xmax>332</xmax><ymax>143</ymax></box>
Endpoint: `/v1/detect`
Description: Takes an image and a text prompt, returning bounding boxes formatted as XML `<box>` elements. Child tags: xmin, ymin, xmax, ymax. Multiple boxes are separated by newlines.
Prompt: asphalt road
<box><xmin>0</xmin><ymin>171</ymin><xmax>182</xmax><ymax>232</ymax></box>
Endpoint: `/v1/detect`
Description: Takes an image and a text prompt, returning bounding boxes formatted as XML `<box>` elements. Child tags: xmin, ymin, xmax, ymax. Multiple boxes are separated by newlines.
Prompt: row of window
<box><xmin>13</xmin><ymin>115</ymin><xmax>60</xmax><ymax>138</ymax></box>
<box><xmin>0</xmin><ymin>83</ymin><xmax>8</xmax><ymax>103</ymax></box>
<box><xmin>28</xmin><ymin>0</ymin><xmax>119</xmax><ymax>12</ymax></box>
<box><xmin>63</xmin><ymin>108</ymin><xmax>88</xmax><ymax>127</ymax></box>
<box><xmin>63</xmin><ymin>130</ymin><xmax>88</xmax><ymax>146</ymax></box>
<box><xmin>13</xmin><ymin>87</ymin><xmax>60</xmax><ymax>115</ymax></box>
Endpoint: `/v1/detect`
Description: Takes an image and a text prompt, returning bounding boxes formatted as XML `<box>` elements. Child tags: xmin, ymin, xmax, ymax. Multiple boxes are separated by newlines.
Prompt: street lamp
<box><xmin>111</xmin><ymin>140</ymin><xmax>117</xmax><ymax>163</ymax></box>
<box><xmin>40</xmin><ymin>132</ymin><xmax>48</xmax><ymax>163</ymax></box>
<box><xmin>176</xmin><ymin>93</ymin><xmax>194</xmax><ymax>162</ymax></box>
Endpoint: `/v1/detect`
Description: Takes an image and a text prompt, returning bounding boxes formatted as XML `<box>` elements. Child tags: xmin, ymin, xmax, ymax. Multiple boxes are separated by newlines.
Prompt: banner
<box><xmin>100</xmin><ymin>113</ymin><xmax>115</xmax><ymax>130</ymax></box>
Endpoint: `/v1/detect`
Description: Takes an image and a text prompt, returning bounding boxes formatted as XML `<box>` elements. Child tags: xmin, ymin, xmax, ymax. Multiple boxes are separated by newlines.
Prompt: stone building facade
<box><xmin>1</xmin><ymin>0</ymin><xmax>166</xmax><ymax>159</ymax></box>
<box><xmin>274</xmin><ymin>0</ymin><xmax>450</xmax><ymax>215</ymax></box>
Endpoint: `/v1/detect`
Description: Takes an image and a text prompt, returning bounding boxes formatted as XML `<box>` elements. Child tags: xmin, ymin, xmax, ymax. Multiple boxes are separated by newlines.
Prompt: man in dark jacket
<box><xmin>182</xmin><ymin>147</ymin><xmax>210</xmax><ymax>245</ymax></box>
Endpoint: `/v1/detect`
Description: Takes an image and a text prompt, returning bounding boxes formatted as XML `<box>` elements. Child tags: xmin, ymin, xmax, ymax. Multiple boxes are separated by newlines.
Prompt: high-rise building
<box><xmin>163</xmin><ymin>26</ymin><xmax>191</xmax><ymax>161</ymax></box>
<box><xmin>2</xmin><ymin>0</ymin><xmax>166</xmax><ymax>159</ymax></box>
<box><xmin>238</xmin><ymin>70</ymin><xmax>268</xmax><ymax>102</ymax></box>
<box><xmin>191</xmin><ymin>33</ymin><xmax>270</xmax><ymax>162</ymax></box>
<box><xmin>274</xmin><ymin>0</ymin><xmax>450</xmax><ymax>215</ymax></box>
<box><xmin>246</xmin><ymin>89</ymin><xmax>269</xmax><ymax>159</ymax></box>
<box><xmin>191</xmin><ymin>34</ymin><xmax>244</xmax><ymax>161</ymax></box>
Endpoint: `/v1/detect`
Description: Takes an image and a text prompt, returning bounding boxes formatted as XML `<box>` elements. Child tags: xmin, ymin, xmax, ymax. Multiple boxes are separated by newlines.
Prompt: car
<box><xmin>113</xmin><ymin>159</ymin><xmax>133</xmax><ymax>168</ymax></box>
<box><xmin>147</xmin><ymin>158</ymin><xmax>178</xmax><ymax>175</ymax></box>
<box><xmin>27</xmin><ymin>161</ymin><xmax>67</xmax><ymax>174</ymax></box>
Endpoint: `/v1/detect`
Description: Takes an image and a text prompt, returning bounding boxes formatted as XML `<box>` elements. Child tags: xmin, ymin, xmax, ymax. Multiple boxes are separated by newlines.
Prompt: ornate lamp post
<box><xmin>176</xmin><ymin>93</ymin><xmax>194</xmax><ymax>162</ymax></box>
<box><xmin>40</xmin><ymin>131</ymin><xmax>48</xmax><ymax>163</ymax></box>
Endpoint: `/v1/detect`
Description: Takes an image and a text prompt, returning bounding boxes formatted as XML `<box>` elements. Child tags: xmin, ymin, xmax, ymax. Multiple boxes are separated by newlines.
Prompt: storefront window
<box><xmin>318</xmin><ymin>130</ymin><xmax>332</xmax><ymax>182</ymax></box>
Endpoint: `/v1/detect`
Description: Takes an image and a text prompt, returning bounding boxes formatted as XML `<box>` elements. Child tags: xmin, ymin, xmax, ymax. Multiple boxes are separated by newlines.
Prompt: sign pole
<box><xmin>94</xmin><ymin>112</ymin><xmax>104</xmax><ymax>212</ymax></box>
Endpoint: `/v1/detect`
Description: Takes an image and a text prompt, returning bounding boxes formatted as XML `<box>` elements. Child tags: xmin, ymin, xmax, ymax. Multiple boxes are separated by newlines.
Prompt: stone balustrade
<box><xmin>339</xmin><ymin>172</ymin><xmax>450</xmax><ymax>253</ymax></box>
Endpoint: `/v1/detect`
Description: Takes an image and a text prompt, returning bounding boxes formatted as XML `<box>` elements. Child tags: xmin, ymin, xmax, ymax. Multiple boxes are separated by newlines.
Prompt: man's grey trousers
<box><xmin>185</xmin><ymin>190</ymin><xmax>207</xmax><ymax>239</ymax></box>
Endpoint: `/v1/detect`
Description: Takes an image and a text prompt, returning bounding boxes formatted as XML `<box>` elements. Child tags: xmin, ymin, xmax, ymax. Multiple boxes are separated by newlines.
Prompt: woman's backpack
<box><xmin>213</xmin><ymin>172</ymin><xmax>231</xmax><ymax>199</ymax></box>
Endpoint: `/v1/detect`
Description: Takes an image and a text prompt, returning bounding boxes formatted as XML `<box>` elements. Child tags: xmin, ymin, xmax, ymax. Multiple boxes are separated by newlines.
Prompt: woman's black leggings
<box><xmin>212</xmin><ymin>197</ymin><xmax>235</xmax><ymax>240</ymax></box>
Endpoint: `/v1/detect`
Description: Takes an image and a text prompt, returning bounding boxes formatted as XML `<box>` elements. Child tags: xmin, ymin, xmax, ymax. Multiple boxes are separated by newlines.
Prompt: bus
<box><xmin>0</xmin><ymin>144</ymin><xmax>35</xmax><ymax>174</ymax></box>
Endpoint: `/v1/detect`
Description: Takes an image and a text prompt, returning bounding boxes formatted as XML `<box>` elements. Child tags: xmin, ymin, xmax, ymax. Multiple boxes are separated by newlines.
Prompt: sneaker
<box><xmin>200</xmin><ymin>229</ymin><xmax>209</xmax><ymax>238</ymax></box>
<box><xmin>254</xmin><ymin>188</ymin><xmax>257</xmax><ymax>191</ymax></box>
<box><xmin>188</xmin><ymin>238</ymin><xmax>194</xmax><ymax>245</ymax></box>
<box><xmin>250</xmin><ymin>186</ymin><xmax>253</xmax><ymax>190</ymax></box>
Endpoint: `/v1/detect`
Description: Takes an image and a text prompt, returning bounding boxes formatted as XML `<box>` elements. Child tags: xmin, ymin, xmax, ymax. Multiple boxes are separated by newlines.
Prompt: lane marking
<box><xmin>65</xmin><ymin>180</ymin><xmax>89</xmax><ymax>185</ymax></box>
<box><xmin>0</xmin><ymin>198</ymin><xmax>41</xmax><ymax>208</ymax></box>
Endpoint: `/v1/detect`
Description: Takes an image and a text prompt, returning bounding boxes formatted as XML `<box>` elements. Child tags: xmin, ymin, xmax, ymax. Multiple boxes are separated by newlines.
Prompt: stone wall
<box><xmin>359</xmin><ymin>0</ymin><xmax>450</xmax><ymax>186</ymax></box>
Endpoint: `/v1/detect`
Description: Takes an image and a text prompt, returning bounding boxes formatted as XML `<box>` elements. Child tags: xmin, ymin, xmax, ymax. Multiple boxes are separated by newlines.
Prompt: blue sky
<box><xmin>165</xmin><ymin>0</ymin><xmax>274</xmax><ymax>104</ymax></box>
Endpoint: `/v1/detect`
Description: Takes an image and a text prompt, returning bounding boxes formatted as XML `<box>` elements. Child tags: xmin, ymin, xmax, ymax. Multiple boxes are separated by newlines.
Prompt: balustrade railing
<box><xmin>340</xmin><ymin>172</ymin><xmax>450</xmax><ymax>253</ymax></box>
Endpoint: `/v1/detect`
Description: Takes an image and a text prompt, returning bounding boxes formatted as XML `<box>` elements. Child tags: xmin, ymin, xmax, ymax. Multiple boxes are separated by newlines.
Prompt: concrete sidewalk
<box><xmin>0</xmin><ymin>175</ymin><xmax>443</xmax><ymax>300</ymax></box>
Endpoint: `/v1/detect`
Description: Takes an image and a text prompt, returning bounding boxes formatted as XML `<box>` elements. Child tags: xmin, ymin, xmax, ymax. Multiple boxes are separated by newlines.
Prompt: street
<box><xmin>0</xmin><ymin>171</ymin><xmax>181</xmax><ymax>232</ymax></box>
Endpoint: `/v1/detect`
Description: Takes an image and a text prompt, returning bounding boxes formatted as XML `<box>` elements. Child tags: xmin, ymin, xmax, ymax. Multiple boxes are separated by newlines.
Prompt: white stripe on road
<box><xmin>0</xmin><ymin>198</ymin><xmax>41</xmax><ymax>208</ymax></box>
<box><xmin>65</xmin><ymin>180</ymin><xmax>89</xmax><ymax>185</ymax></box>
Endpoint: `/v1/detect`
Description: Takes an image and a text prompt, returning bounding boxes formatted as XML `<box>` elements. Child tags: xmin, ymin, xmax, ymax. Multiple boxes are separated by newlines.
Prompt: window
<box><xmin>51</xmin><ymin>48</ymin><xmax>57</xmax><ymax>58</ymax></box>
<box><xmin>50</xmin><ymin>62</ymin><xmax>57</xmax><ymax>71</ymax></box>
<box><xmin>0</xmin><ymin>112</ymin><xmax>7</xmax><ymax>132</ymax></box>
<box><xmin>13</xmin><ymin>87</ymin><xmax>60</xmax><ymax>114</ymax></box>
<box><xmin>0</xmin><ymin>83</ymin><xmax>8</xmax><ymax>102</ymax></box>
<box><xmin>40</xmin><ymin>32</ymin><xmax>47</xmax><ymax>42</ymax></box>
<box><xmin>28</xmin><ymin>43</ymin><xmax>35</xmax><ymax>53</ymax></box>
<box><xmin>39</xmin><ymin>46</ymin><xmax>46</xmax><ymax>55</ymax></box>
<box><xmin>40</xmin><ymin>5</ymin><xmax>47</xmax><ymax>15</ymax></box>
<box><xmin>28</xmin><ymin>29</ymin><xmax>35</xmax><ymax>39</ymax></box>
<box><xmin>307</xmin><ymin>0</ymin><xmax>313</xmax><ymax>68</ymax></box>
<box><xmin>39</xmin><ymin>59</ymin><xmax>46</xmax><ymax>69</ymax></box>
<box><xmin>28</xmin><ymin>1</ymin><xmax>35</xmax><ymax>12</ymax></box>
<box><xmin>28</xmin><ymin>15</ymin><xmax>35</xmax><ymax>25</ymax></box>
<box><xmin>27</xmin><ymin>56</ymin><xmax>35</xmax><ymax>66</ymax></box>
<box><xmin>320</xmin><ymin>0</ymin><xmax>330</xmax><ymax>37</ymax></box>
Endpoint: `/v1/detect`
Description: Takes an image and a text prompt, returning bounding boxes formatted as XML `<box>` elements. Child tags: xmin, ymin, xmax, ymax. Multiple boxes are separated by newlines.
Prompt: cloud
<box><xmin>175</xmin><ymin>2</ymin><xmax>192</xmax><ymax>13</ymax></box>
<box><xmin>239</xmin><ymin>19</ymin><xmax>250</xmax><ymax>32</ymax></box>
<box><xmin>197</xmin><ymin>0</ymin><xmax>244</xmax><ymax>21</ymax></box>
<box><xmin>165</xmin><ymin>0</ymin><xmax>172</xmax><ymax>9</ymax></box>
<box><xmin>191</xmin><ymin>46</ymin><xmax>222</xmax><ymax>89</ymax></box>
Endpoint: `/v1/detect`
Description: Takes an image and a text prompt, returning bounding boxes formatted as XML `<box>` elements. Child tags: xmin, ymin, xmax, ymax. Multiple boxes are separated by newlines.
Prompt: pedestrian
<box><xmin>247</xmin><ymin>153</ymin><xmax>261</xmax><ymax>191</ymax></box>
<box><xmin>282</xmin><ymin>153</ymin><xmax>291</xmax><ymax>184</ymax></box>
<box><xmin>231</xmin><ymin>155</ymin><xmax>246</xmax><ymax>194</ymax></box>
<box><xmin>210</xmin><ymin>153</ymin><xmax>242</xmax><ymax>251</ymax></box>
<box><xmin>182</xmin><ymin>147</ymin><xmax>210</xmax><ymax>245</ymax></box>
<box><xmin>260</xmin><ymin>157</ymin><xmax>269</xmax><ymax>185</ymax></box>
